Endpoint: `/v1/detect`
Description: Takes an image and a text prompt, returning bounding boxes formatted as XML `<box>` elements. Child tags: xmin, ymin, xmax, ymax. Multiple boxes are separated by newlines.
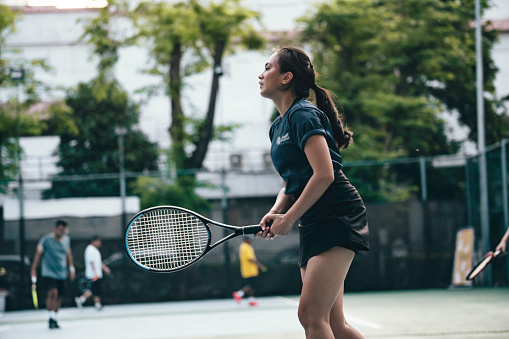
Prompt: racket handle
<box><xmin>242</xmin><ymin>225</ymin><xmax>263</xmax><ymax>234</ymax></box>
<box><xmin>494</xmin><ymin>249</ymin><xmax>506</xmax><ymax>257</ymax></box>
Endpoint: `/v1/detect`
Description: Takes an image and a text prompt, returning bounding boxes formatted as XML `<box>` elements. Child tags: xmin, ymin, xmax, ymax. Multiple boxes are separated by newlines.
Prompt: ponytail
<box><xmin>312</xmin><ymin>84</ymin><xmax>353</xmax><ymax>150</ymax></box>
<box><xmin>275</xmin><ymin>46</ymin><xmax>353</xmax><ymax>149</ymax></box>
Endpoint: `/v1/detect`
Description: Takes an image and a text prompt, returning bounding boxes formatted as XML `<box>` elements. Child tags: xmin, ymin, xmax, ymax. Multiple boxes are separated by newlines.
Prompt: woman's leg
<box><xmin>329</xmin><ymin>283</ymin><xmax>365</xmax><ymax>338</ymax></box>
<box><xmin>299</xmin><ymin>246</ymin><xmax>364</xmax><ymax>339</ymax></box>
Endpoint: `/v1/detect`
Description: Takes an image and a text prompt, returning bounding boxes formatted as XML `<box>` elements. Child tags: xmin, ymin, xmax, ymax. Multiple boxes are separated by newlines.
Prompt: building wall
<box><xmin>6</xmin><ymin>3</ymin><xmax>507</xmax><ymax>174</ymax></box>
<box><xmin>492</xmin><ymin>31</ymin><xmax>509</xmax><ymax>102</ymax></box>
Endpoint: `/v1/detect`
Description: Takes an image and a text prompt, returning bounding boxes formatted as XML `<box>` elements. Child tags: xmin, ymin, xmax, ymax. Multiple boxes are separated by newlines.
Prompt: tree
<box><xmin>133</xmin><ymin>1</ymin><xmax>203</xmax><ymax>171</ymax></box>
<box><xmin>125</xmin><ymin>0</ymin><xmax>265</xmax><ymax>212</ymax></box>
<box><xmin>299</xmin><ymin>0</ymin><xmax>506</xmax><ymax>160</ymax></box>
<box><xmin>297</xmin><ymin>0</ymin><xmax>507</xmax><ymax>202</ymax></box>
<box><xmin>133</xmin><ymin>0</ymin><xmax>264</xmax><ymax>171</ymax></box>
<box><xmin>0</xmin><ymin>4</ymin><xmax>18</xmax><ymax>85</ymax></box>
<box><xmin>132</xmin><ymin>175</ymin><xmax>210</xmax><ymax>211</ymax></box>
<box><xmin>0</xmin><ymin>5</ymin><xmax>53</xmax><ymax>192</ymax></box>
<box><xmin>43</xmin><ymin>1</ymin><xmax>159</xmax><ymax>198</ymax></box>
<box><xmin>42</xmin><ymin>77</ymin><xmax>159</xmax><ymax>198</ymax></box>
<box><xmin>187</xmin><ymin>0</ymin><xmax>264</xmax><ymax>169</ymax></box>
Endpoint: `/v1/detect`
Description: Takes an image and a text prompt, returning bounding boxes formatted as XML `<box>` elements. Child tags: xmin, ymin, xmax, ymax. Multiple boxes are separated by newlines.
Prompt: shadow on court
<box><xmin>0</xmin><ymin>288</ymin><xmax>508</xmax><ymax>339</ymax></box>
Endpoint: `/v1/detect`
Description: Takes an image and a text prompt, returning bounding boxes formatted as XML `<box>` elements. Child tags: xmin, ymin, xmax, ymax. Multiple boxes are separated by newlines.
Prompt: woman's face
<box><xmin>258</xmin><ymin>53</ymin><xmax>284</xmax><ymax>99</ymax></box>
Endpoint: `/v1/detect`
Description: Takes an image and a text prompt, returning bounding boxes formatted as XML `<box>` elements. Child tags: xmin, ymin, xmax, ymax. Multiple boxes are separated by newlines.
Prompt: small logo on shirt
<box><xmin>276</xmin><ymin>133</ymin><xmax>290</xmax><ymax>145</ymax></box>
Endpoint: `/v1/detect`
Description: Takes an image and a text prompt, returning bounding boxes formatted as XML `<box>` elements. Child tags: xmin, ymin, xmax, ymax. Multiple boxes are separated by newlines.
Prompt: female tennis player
<box><xmin>257</xmin><ymin>46</ymin><xmax>369</xmax><ymax>339</ymax></box>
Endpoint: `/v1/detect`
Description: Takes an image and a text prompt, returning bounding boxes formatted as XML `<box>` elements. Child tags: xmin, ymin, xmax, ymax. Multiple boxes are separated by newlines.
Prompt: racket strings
<box><xmin>127</xmin><ymin>209</ymin><xmax>209</xmax><ymax>270</ymax></box>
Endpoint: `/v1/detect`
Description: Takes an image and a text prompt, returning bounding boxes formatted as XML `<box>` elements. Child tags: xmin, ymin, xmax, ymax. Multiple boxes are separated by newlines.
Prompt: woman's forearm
<box><xmin>284</xmin><ymin>172</ymin><xmax>333</xmax><ymax>224</ymax></box>
<box><xmin>269</xmin><ymin>187</ymin><xmax>294</xmax><ymax>214</ymax></box>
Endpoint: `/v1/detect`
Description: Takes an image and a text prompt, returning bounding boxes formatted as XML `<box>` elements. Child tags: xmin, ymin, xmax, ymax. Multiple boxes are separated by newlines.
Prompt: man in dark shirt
<box><xmin>31</xmin><ymin>220</ymin><xmax>75</xmax><ymax>329</ymax></box>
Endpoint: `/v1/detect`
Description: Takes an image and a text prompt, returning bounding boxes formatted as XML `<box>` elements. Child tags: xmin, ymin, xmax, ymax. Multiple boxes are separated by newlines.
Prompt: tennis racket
<box><xmin>124</xmin><ymin>206</ymin><xmax>263</xmax><ymax>273</ymax></box>
<box><xmin>31</xmin><ymin>277</ymin><xmax>38</xmax><ymax>309</ymax></box>
<box><xmin>467</xmin><ymin>250</ymin><xmax>506</xmax><ymax>280</ymax></box>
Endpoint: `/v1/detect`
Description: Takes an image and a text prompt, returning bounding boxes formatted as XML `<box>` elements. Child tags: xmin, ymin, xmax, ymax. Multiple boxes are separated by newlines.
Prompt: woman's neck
<box><xmin>273</xmin><ymin>91</ymin><xmax>297</xmax><ymax>117</ymax></box>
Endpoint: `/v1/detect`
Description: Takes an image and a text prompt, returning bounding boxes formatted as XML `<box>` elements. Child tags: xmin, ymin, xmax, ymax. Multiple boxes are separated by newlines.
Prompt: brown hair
<box><xmin>275</xmin><ymin>46</ymin><xmax>352</xmax><ymax>149</ymax></box>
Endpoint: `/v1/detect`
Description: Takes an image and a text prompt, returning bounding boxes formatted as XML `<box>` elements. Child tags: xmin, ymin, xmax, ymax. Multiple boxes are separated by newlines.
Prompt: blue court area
<box><xmin>0</xmin><ymin>288</ymin><xmax>508</xmax><ymax>339</ymax></box>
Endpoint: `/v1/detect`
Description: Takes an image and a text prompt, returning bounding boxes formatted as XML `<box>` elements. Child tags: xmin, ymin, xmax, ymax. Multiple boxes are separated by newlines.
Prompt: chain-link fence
<box><xmin>466</xmin><ymin>139</ymin><xmax>509</xmax><ymax>287</ymax></box>
<box><xmin>1</xmin><ymin>139</ymin><xmax>508</xmax><ymax>310</ymax></box>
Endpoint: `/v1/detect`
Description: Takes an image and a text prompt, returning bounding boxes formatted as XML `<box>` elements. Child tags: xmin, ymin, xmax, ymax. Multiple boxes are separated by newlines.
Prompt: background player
<box><xmin>233</xmin><ymin>236</ymin><xmax>266</xmax><ymax>306</ymax></box>
<box><xmin>31</xmin><ymin>220</ymin><xmax>75</xmax><ymax>329</ymax></box>
<box><xmin>75</xmin><ymin>235</ymin><xmax>111</xmax><ymax>310</ymax></box>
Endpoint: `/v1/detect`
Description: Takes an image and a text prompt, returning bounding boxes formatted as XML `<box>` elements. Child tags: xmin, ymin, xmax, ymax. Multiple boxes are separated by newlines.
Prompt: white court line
<box><xmin>276</xmin><ymin>296</ymin><xmax>300</xmax><ymax>307</ymax></box>
<box><xmin>345</xmin><ymin>315</ymin><xmax>383</xmax><ymax>329</ymax></box>
<box><xmin>276</xmin><ymin>296</ymin><xmax>383</xmax><ymax>330</ymax></box>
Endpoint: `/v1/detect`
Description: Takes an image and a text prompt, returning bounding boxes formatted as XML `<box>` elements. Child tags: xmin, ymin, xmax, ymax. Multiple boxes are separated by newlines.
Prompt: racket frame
<box><xmin>124</xmin><ymin>205</ymin><xmax>262</xmax><ymax>273</ymax></box>
<box><xmin>467</xmin><ymin>250</ymin><xmax>504</xmax><ymax>280</ymax></box>
<box><xmin>31</xmin><ymin>283</ymin><xmax>38</xmax><ymax>309</ymax></box>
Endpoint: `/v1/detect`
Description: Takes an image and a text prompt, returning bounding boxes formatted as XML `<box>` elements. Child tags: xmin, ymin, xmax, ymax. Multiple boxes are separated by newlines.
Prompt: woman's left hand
<box><xmin>259</xmin><ymin>214</ymin><xmax>294</xmax><ymax>239</ymax></box>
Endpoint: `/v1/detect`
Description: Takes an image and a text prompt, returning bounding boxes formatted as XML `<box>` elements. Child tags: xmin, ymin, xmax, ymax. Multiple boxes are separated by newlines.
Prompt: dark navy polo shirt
<box><xmin>269</xmin><ymin>98</ymin><xmax>343</xmax><ymax>195</ymax></box>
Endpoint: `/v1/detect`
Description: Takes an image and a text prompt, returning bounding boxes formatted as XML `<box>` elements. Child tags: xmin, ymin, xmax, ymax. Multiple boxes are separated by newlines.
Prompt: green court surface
<box><xmin>0</xmin><ymin>288</ymin><xmax>507</xmax><ymax>339</ymax></box>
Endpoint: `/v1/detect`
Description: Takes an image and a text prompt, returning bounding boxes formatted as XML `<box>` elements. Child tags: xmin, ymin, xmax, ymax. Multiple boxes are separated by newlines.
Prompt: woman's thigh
<box><xmin>299</xmin><ymin>246</ymin><xmax>355</xmax><ymax>318</ymax></box>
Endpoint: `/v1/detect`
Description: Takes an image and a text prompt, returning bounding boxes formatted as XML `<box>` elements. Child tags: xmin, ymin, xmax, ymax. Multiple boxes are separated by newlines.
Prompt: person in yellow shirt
<box><xmin>233</xmin><ymin>236</ymin><xmax>266</xmax><ymax>306</ymax></box>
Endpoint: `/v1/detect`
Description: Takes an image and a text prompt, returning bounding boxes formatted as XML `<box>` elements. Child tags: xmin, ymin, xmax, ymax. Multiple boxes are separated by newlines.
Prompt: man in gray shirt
<box><xmin>31</xmin><ymin>220</ymin><xmax>75</xmax><ymax>329</ymax></box>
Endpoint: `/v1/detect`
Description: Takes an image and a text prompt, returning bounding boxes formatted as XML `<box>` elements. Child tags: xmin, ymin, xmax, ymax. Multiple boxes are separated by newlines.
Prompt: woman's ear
<box><xmin>281</xmin><ymin>71</ymin><xmax>293</xmax><ymax>85</ymax></box>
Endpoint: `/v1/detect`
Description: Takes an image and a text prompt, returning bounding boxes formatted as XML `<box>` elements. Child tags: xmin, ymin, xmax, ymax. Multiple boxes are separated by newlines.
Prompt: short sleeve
<box><xmin>269</xmin><ymin>122</ymin><xmax>275</xmax><ymax>143</ymax></box>
<box><xmin>269</xmin><ymin>116</ymin><xmax>280</xmax><ymax>143</ymax></box>
<box><xmin>288</xmin><ymin>108</ymin><xmax>327</xmax><ymax>150</ymax></box>
<box><xmin>39</xmin><ymin>234</ymin><xmax>49</xmax><ymax>249</ymax></box>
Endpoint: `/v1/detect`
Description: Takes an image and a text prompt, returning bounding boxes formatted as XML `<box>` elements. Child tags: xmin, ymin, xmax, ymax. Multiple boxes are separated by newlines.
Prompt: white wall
<box><xmin>4</xmin><ymin>0</ymin><xmax>509</xmax><ymax>175</ymax></box>
<box><xmin>6</xmin><ymin>6</ymin><xmax>277</xmax><ymax>172</ymax></box>
<box><xmin>492</xmin><ymin>33</ymin><xmax>509</xmax><ymax>101</ymax></box>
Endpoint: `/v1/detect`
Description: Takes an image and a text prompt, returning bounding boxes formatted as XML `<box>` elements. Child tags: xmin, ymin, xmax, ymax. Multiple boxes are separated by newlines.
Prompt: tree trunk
<box><xmin>382</xmin><ymin>123</ymin><xmax>393</xmax><ymax>152</ymax></box>
<box><xmin>168</xmin><ymin>42</ymin><xmax>186</xmax><ymax>169</ymax></box>
<box><xmin>188</xmin><ymin>40</ymin><xmax>226</xmax><ymax>169</ymax></box>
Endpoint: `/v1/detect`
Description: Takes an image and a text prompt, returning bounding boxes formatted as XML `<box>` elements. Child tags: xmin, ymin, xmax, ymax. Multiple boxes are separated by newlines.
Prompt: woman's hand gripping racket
<box><xmin>124</xmin><ymin>206</ymin><xmax>263</xmax><ymax>272</ymax></box>
<box><xmin>467</xmin><ymin>250</ymin><xmax>506</xmax><ymax>280</ymax></box>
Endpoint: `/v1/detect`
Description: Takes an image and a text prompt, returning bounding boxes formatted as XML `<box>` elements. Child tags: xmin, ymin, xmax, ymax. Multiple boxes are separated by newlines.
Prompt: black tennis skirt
<box><xmin>296</xmin><ymin>170</ymin><xmax>369</xmax><ymax>267</ymax></box>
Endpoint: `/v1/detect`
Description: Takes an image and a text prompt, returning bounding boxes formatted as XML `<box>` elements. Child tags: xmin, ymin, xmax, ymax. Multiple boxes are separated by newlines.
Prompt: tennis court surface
<box><xmin>0</xmin><ymin>288</ymin><xmax>508</xmax><ymax>339</ymax></box>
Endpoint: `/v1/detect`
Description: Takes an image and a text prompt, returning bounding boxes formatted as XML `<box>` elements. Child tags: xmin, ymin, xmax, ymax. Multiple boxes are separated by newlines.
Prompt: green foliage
<box><xmin>42</xmin><ymin>77</ymin><xmax>159</xmax><ymax>198</ymax></box>
<box><xmin>344</xmin><ymin>164</ymin><xmax>419</xmax><ymax>203</ymax></box>
<box><xmin>295</xmin><ymin>0</ymin><xmax>506</xmax><ymax>202</ymax></box>
<box><xmin>39</xmin><ymin>1</ymin><xmax>160</xmax><ymax>198</ymax></box>
<box><xmin>133</xmin><ymin>1</ymin><xmax>204</xmax><ymax>78</ymax></box>
<box><xmin>298</xmin><ymin>0</ymin><xmax>506</xmax><ymax>159</ymax></box>
<box><xmin>41</xmin><ymin>101</ymin><xmax>79</xmax><ymax>136</ymax></box>
<box><xmin>132</xmin><ymin>176</ymin><xmax>210</xmax><ymax>212</ymax></box>
<box><xmin>132</xmin><ymin>0</ymin><xmax>265</xmax><ymax>170</ymax></box>
<box><xmin>0</xmin><ymin>5</ymin><xmax>54</xmax><ymax>192</ymax></box>
<box><xmin>79</xmin><ymin>0</ymin><xmax>132</xmax><ymax>75</ymax></box>
<box><xmin>0</xmin><ymin>91</ymin><xmax>47</xmax><ymax>192</ymax></box>
<box><xmin>0</xmin><ymin>107</ymin><xmax>23</xmax><ymax>189</ymax></box>
<box><xmin>192</xmin><ymin>0</ymin><xmax>264</xmax><ymax>53</ymax></box>
<box><xmin>0</xmin><ymin>5</ymin><xmax>18</xmax><ymax>86</ymax></box>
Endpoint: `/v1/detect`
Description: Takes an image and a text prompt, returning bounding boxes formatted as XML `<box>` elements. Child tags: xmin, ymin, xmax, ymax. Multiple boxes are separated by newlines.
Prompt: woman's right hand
<box><xmin>496</xmin><ymin>241</ymin><xmax>506</xmax><ymax>254</ymax></box>
<box><xmin>256</xmin><ymin>212</ymin><xmax>276</xmax><ymax>239</ymax></box>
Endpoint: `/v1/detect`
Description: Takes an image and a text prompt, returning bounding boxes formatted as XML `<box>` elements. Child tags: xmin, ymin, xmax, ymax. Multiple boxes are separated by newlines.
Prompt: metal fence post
<box><xmin>501</xmin><ymin>139</ymin><xmax>509</xmax><ymax>285</ymax></box>
<box><xmin>475</xmin><ymin>0</ymin><xmax>491</xmax><ymax>286</ymax></box>
<box><xmin>419</xmin><ymin>157</ymin><xmax>427</xmax><ymax>202</ymax></box>
<box><xmin>221</xmin><ymin>169</ymin><xmax>231</xmax><ymax>293</ymax></box>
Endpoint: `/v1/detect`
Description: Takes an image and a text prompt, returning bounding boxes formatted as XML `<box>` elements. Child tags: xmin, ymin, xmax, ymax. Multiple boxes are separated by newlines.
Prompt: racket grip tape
<box><xmin>242</xmin><ymin>225</ymin><xmax>263</xmax><ymax>234</ymax></box>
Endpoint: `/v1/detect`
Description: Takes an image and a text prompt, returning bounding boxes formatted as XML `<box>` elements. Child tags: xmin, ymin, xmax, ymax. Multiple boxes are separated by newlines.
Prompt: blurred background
<box><xmin>0</xmin><ymin>0</ymin><xmax>508</xmax><ymax>312</ymax></box>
